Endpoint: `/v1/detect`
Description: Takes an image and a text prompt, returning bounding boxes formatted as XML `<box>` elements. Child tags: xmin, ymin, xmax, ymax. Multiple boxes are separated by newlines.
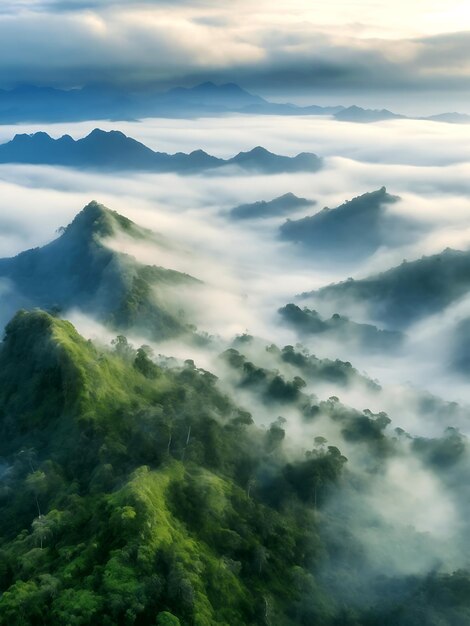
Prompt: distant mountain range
<box><xmin>280</xmin><ymin>187</ymin><xmax>419</xmax><ymax>261</ymax></box>
<box><xmin>0</xmin><ymin>129</ymin><xmax>322</xmax><ymax>174</ymax></box>
<box><xmin>0</xmin><ymin>81</ymin><xmax>468</xmax><ymax>125</ymax></box>
<box><xmin>228</xmin><ymin>192</ymin><xmax>315</xmax><ymax>220</ymax></box>
<box><xmin>333</xmin><ymin>106</ymin><xmax>406</xmax><ymax>123</ymax></box>
<box><xmin>0</xmin><ymin>201</ymin><xmax>200</xmax><ymax>339</ymax></box>
<box><xmin>0</xmin><ymin>82</ymin><xmax>340</xmax><ymax>123</ymax></box>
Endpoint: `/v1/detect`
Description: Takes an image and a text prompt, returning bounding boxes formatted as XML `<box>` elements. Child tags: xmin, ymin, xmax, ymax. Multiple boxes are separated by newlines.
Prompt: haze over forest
<box><xmin>0</xmin><ymin>1</ymin><xmax>470</xmax><ymax>625</ymax></box>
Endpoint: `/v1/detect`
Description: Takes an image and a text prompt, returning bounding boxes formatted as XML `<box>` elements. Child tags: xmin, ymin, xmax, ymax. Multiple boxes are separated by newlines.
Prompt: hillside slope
<box><xmin>304</xmin><ymin>247</ymin><xmax>470</xmax><ymax>328</ymax></box>
<box><xmin>229</xmin><ymin>193</ymin><xmax>314</xmax><ymax>220</ymax></box>
<box><xmin>280</xmin><ymin>188</ymin><xmax>411</xmax><ymax>261</ymax></box>
<box><xmin>0</xmin><ymin>312</ymin><xmax>468</xmax><ymax>624</ymax></box>
<box><xmin>0</xmin><ymin>201</ymin><xmax>198</xmax><ymax>339</ymax></box>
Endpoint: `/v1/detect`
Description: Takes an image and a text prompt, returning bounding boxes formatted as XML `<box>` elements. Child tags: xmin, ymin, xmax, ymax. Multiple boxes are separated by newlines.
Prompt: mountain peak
<box><xmin>0</xmin><ymin>201</ymin><xmax>199</xmax><ymax>340</ymax></box>
<box><xmin>248</xmin><ymin>146</ymin><xmax>271</xmax><ymax>155</ymax></box>
<box><xmin>11</xmin><ymin>131</ymin><xmax>53</xmax><ymax>143</ymax></box>
<box><xmin>3</xmin><ymin>309</ymin><xmax>83</xmax><ymax>357</ymax></box>
<box><xmin>64</xmin><ymin>201</ymin><xmax>118</xmax><ymax>239</ymax></box>
<box><xmin>280</xmin><ymin>187</ymin><xmax>403</xmax><ymax>261</ymax></box>
<box><xmin>63</xmin><ymin>201</ymin><xmax>146</xmax><ymax>242</ymax></box>
<box><xmin>5</xmin><ymin>308</ymin><xmax>55</xmax><ymax>341</ymax></box>
<box><xmin>232</xmin><ymin>146</ymin><xmax>272</xmax><ymax>161</ymax></box>
<box><xmin>86</xmin><ymin>128</ymin><xmax>127</xmax><ymax>140</ymax></box>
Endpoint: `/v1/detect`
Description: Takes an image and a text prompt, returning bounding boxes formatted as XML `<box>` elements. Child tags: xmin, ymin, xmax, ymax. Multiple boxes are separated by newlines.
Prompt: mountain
<box><xmin>0</xmin><ymin>83</ymin><xmax>263</xmax><ymax>123</ymax></box>
<box><xmin>303</xmin><ymin>247</ymin><xmax>470</xmax><ymax>329</ymax></box>
<box><xmin>279</xmin><ymin>187</ymin><xmax>410</xmax><ymax>261</ymax></box>
<box><xmin>0</xmin><ymin>84</ymin><xmax>132</xmax><ymax>123</ymax></box>
<box><xmin>165</xmin><ymin>81</ymin><xmax>266</xmax><ymax>108</ymax></box>
<box><xmin>0</xmin><ymin>201</ymin><xmax>199</xmax><ymax>339</ymax></box>
<box><xmin>425</xmin><ymin>112</ymin><xmax>470</xmax><ymax>124</ymax></box>
<box><xmin>0</xmin><ymin>82</ymin><xmax>339</xmax><ymax>122</ymax></box>
<box><xmin>279</xmin><ymin>303</ymin><xmax>404</xmax><ymax>352</ymax></box>
<box><xmin>226</xmin><ymin>146</ymin><xmax>322</xmax><ymax>174</ymax></box>
<box><xmin>230</xmin><ymin>334</ymin><xmax>382</xmax><ymax>391</ymax></box>
<box><xmin>333</xmin><ymin>106</ymin><xmax>406</xmax><ymax>123</ymax></box>
<box><xmin>0</xmin><ymin>129</ymin><xmax>323</xmax><ymax>174</ymax></box>
<box><xmin>0</xmin><ymin>309</ymin><xmax>348</xmax><ymax>625</ymax></box>
<box><xmin>0</xmin><ymin>82</ymin><xmax>469</xmax><ymax>126</ymax></box>
<box><xmin>235</xmin><ymin>101</ymin><xmax>345</xmax><ymax>116</ymax></box>
<box><xmin>1</xmin><ymin>311</ymin><xmax>468</xmax><ymax>625</ymax></box>
<box><xmin>229</xmin><ymin>192</ymin><xmax>315</xmax><ymax>220</ymax></box>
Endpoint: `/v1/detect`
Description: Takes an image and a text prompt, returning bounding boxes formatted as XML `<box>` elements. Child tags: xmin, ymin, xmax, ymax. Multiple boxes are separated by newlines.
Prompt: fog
<box><xmin>0</xmin><ymin>112</ymin><xmax>469</xmax><ymax>605</ymax></box>
<box><xmin>1</xmin><ymin>115</ymin><xmax>470</xmax><ymax>385</ymax></box>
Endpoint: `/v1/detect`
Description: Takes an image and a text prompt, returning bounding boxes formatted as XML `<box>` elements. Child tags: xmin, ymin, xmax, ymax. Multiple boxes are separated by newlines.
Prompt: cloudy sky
<box><xmin>1</xmin><ymin>1</ymin><xmax>470</xmax><ymax>107</ymax></box>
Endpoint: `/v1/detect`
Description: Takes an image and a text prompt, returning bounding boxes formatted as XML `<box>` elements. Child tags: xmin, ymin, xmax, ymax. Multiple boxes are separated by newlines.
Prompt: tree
<box><xmin>157</xmin><ymin>612</ymin><xmax>181</xmax><ymax>626</ymax></box>
<box><xmin>134</xmin><ymin>347</ymin><xmax>159</xmax><ymax>379</ymax></box>
<box><xmin>253</xmin><ymin>544</ymin><xmax>270</xmax><ymax>575</ymax></box>
<box><xmin>31</xmin><ymin>514</ymin><xmax>54</xmax><ymax>550</ymax></box>
<box><xmin>265</xmin><ymin>418</ymin><xmax>286</xmax><ymax>453</ymax></box>
<box><xmin>25</xmin><ymin>470</ymin><xmax>47</xmax><ymax>517</ymax></box>
<box><xmin>111</xmin><ymin>335</ymin><xmax>134</xmax><ymax>360</ymax></box>
<box><xmin>52</xmin><ymin>589</ymin><xmax>102</xmax><ymax>625</ymax></box>
<box><xmin>17</xmin><ymin>448</ymin><xmax>37</xmax><ymax>473</ymax></box>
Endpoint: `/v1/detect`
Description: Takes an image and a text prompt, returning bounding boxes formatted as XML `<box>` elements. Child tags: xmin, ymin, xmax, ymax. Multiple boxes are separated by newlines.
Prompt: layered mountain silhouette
<box><xmin>0</xmin><ymin>202</ymin><xmax>199</xmax><ymax>339</ymax></box>
<box><xmin>302</xmin><ymin>247</ymin><xmax>470</xmax><ymax>329</ymax></box>
<box><xmin>280</xmin><ymin>187</ymin><xmax>414</xmax><ymax>261</ymax></box>
<box><xmin>165</xmin><ymin>81</ymin><xmax>266</xmax><ymax>108</ymax></box>
<box><xmin>0</xmin><ymin>82</ymin><xmax>343</xmax><ymax>123</ymax></box>
<box><xmin>424</xmin><ymin>112</ymin><xmax>470</xmax><ymax>124</ymax></box>
<box><xmin>333</xmin><ymin>106</ymin><xmax>405</xmax><ymax>123</ymax></box>
<box><xmin>0</xmin><ymin>129</ymin><xmax>322</xmax><ymax>174</ymax></box>
<box><xmin>279</xmin><ymin>303</ymin><xmax>404</xmax><ymax>352</ymax></box>
<box><xmin>229</xmin><ymin>192</ymin><xmax>314</xmax><ymax>220</ymax></box>
<box><xmin>0</xmin><ymin>82</ymin><xmax>468</xmax><ymax>125</ymax></box>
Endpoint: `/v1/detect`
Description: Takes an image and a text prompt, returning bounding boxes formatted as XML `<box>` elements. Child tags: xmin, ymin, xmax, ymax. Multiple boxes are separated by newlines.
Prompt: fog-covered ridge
<box><xmin>0</xmin><ymin>201</ymin><xmax>200</xmax><ymax>340</ymax></box>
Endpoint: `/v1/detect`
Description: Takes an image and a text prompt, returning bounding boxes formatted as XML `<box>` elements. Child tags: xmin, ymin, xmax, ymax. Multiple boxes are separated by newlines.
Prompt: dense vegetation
<box><xmin>306</xmin><ymin>246</ymin><xmax>470</xmax><ymax>328</ymax></box>
<box><xmin>0</xmin><ymin>311</ymin><xmax>468</xmax><ymax>624</ymax></box>
<box><xmin>278</xmin><ymin>303</ymin><xmax>404</xmax><ymax>352</ymax></box>
<box><xmin>0</xmin><ymin>311</ymin><xmax>349</xmax><ymax>625</ymax></box>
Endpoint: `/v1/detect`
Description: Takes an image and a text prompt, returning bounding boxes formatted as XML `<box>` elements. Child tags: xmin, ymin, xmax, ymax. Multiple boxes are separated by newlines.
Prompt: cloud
<box><xmin>0</xmin><ymin>77</ymin><xmax>469</xmax><ymax>611</ymax></box>
<box><xmin>1</xmin><ymin>114</ymin><xmax>470</xmax><ymax>389</ymax></box>
<box><xmin>0</xmin><ymin>0</ymin><xmax>468</xmax><ymax>106</ymax></box>
<box><xmin>0</xmin><ymin>4</ymin><xmax>264</xmax><ymax>88</ymax></box>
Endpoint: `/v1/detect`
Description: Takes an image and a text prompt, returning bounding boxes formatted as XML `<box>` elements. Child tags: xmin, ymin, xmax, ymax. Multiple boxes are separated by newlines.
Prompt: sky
<box><xmin>1</xmin><ymin>0</ymin><xmax>470</xmax><ymax>108</ymax></box>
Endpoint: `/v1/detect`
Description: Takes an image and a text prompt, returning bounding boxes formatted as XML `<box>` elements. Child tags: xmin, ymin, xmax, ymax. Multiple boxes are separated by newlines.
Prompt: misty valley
<box><xmin>0</xmin><ymin>105</ymin><xmax>470</xmax><ymax>626</ymax></box>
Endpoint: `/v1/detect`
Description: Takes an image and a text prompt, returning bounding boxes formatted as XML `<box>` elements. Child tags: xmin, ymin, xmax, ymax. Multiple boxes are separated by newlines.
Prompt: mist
<box><xmin>0</xmin><ymin>112</ymin><xmax>470</xmax><ymax>620</ymax></box>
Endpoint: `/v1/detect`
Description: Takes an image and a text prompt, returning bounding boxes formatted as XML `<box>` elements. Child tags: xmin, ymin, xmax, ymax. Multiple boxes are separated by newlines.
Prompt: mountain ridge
<box><xmin>302</xmin><ymin>246</ymin><xmax>470</xmax><ymax>328</ymax></box>
<box><xmin>0</xmin><ymin>81</ymin><xmax>468</xmax><ymax>125</ymax></box>
<box><xmin>229</xmin><ymin>192</ymin><xmax>315</xmax><ymax>220</ymax></box>
<box><xmin>0</xmin><ymin>201</ymin><xmax>200</xmax><ymax>339</ymax></box>
<box><xmin>279</xmin><ymin>303</ymin><xmax>404</xmax><ymax>352</ymax></box>
<box><xmin>280</xmin><ymin>187</ymin><xmax>410</xmax><ymax>261</ymax></box>
<box><xmin>0</xmin><ymin>129</ymin><xmax>323</xmax><ymax>174</ymax></box>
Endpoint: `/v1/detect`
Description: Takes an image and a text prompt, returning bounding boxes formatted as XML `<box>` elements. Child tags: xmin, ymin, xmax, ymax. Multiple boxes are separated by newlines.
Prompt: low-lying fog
<box><xmin>1</xmin><ymin>113</ymin><xmax>470</xmax><ymax>408</ymax></box>
<box><xmin>1</xmin><ymin>113</ymin><xmax>470</xmax><ymax>596</ymax></box>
